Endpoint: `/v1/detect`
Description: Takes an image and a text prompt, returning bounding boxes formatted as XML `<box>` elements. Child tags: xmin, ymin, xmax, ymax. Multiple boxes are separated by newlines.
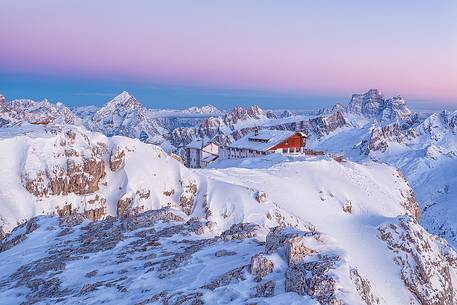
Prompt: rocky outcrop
<box><xmin>381</xmin><ymin>96</ymin><xmax>413</xmax><ymax>122</ymax></box>
<box><xmin>286</xmin><ymin>254</ymin><xmax>343</xmax><ymax>304</ymax></box>
<box><xmin>402</xmin><ymin>188</ymin><xmax>421</xmax><ymax>221</ymax></box>
<box><xmin>350</xmin><ymin>268</ymin><xmax>381</xmax><ymax>305</ymax></box>
<box><xmin>56</xmin><ymin>203</ymin><xmax>75</xmax><ymax>217</ymax></box>
<box><xmin>179</xmin><ymin>181</ymin><xmax>198</xmax><ymax>215</ymax></box>
<box><xmin>170</xmin><ymin>105</ymin><xmax>272</xmax><ymax>148</ymax></box>
<box><xmin>0</xmin><ymin>218</ymin><xmax>40</xmax><ymax>253</ymax></box>
<box><xmin>285</xmin><ymin>235</ymin><xmax>315</xmax><ymax>266</ymax></box>
<box><xmin>221</xmin><ymin>223</ymin><xmax>261</xmax><ymax>241</ymax></box>
<box><xmin>263</xmin><ymin>226</ymin><xmax>345</xmax><ymax>304</ymax></box>
<box><xmin>202</xmin><ymin>266</ymin><xmax>248</xmax><ymax>290</ymax></box>
<box><xmin>256</xmin><ymin>280</ymin><xmax>275</xmax><ymax>297</ymax></box>
<box><xmin>379</xmin><ymin>216</ymin><xmax>457</xmax><ymax>305</ymax></box>
<box><xmin>223</xmin><ymin>106</ymin><xmax>267</xmax><ymax>126</ymax></box>
<box><xmin>361</xmin><ymin>123</ymin><xmax>404</xmax><ymax>154</ymax></box>
<box><xmin>109</xmin><ymin>145</ymin><xmax>125</xmax><ymax>172</ymax></box>
<box><xmin>309</xmin><ymin>111</ymin><xmax>347</xmax><ymax>137</ymax></box>
<box><xmin>84</xmin><ymin>207</ymin><xmax>106</xmax><ymax>221</ymax></box>
<box><xmin>116</xmin><ymin>196</ymin><xmax>136</xmax><ymax>218</ymax></box>
<box><xmin>255</xmin><ymin>191</ymin><xmax>267</xmax><ymax>203</ymax></box>
<box><xmin>265</xmin><ymin>226</ymin><xmax>314</xmax><ymax>254</ymax></box>
<box><xmin>23</xmin><ymin>156</ymin><xmax>105</xmax><ymax>197</ymax></box>
<box><xmin>250</xmin><ymin>253</ymin><xmax>274</xmax><ymax>281</ymax></box>
<box><xmin>413</xmin><ymin>110</ymin><xmax>457</xmax><ymax>141</ymax></box>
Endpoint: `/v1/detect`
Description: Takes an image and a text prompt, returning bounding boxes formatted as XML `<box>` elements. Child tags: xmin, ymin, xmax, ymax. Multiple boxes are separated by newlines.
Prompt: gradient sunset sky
<box><xmin>1</xmin><ymin>1</ymin><xmax>456</xmax><ymax>109</ymax></box>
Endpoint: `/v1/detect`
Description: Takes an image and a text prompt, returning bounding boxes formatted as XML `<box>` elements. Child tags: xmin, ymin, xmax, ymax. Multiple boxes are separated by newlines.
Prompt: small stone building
<box><xmin>185</xmin><ymin>138</ymin><xmax>219</xmax><ymax>168</ymax></box>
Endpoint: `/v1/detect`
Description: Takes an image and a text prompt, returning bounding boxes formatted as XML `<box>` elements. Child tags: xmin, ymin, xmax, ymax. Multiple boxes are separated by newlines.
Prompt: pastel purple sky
<box><xmin>0</xmin><ymin>1</ymin><xmax>456</xmax><ymax>108</ymax></box>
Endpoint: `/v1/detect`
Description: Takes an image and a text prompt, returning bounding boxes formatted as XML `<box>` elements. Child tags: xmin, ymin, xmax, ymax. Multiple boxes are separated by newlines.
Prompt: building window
<box><xmin>283</xmin><ymin>148</ymin><xmax>288</xmax><ymax>153</ymax></box>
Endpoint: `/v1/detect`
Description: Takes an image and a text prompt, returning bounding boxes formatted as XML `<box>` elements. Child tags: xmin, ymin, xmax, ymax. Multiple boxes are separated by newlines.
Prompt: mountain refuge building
<box><xmin>219</xmin><ymin>129</ymin><xmax>307</xmax><ymax>160</ymax></box>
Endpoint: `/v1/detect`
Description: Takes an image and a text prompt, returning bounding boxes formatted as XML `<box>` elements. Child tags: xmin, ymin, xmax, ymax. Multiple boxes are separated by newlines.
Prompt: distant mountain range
<box><xmin>1</xmin><ymin>89</ymin><xmax>456</xmax><ymax>248</ymax></box>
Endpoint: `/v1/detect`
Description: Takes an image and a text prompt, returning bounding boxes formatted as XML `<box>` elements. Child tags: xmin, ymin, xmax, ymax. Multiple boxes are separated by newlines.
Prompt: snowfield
<box><xmin>0</xmin><ymin>124</ymin><xmax>456</xmax><ymax>304</ymax></box>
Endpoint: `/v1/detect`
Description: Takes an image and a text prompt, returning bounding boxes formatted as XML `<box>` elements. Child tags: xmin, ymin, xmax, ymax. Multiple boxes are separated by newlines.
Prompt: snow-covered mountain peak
<box><xmin>226</xmin><ymin>105</ymin><xmax>266</xmax><ymax>122</ymax></box>
<box><xmin>442</xmin><ymin>109</ymin><xmax>457</xmax><ymax>132</ymax></box>
<box><xmin>185</xmin><ymin>104</ymin><xmax>222</xmax><ymax>115</ymax></box>
<box><xmin>105</xmin><ymin>91</ymin><xmax>141</xmax><ymax>109</ymax></box>
<box><xmin>0</xmin><ymin>97</ymin><xmax>79</xmax><ymax>126</ymax></box>
<box><xmin>279</xmin><ymin>109</ymin><xmax>294</xmax><ymax>118</ymax></box>
<box><xmin>347</xmin><ymin>89</ymin><xmax>413</xmax><ymax>122</ymax></box>
<box><xmin>348</xmin><ymin>89</ymin><xmax>385</xmax><ymax>117</ymax></box>
<box><xmin>88</xmin><ymin>92</ymin><xmax>171</xmax><ymax>147</ymax></box>
<box><xmin>412</xmin><ymin>109</ymin><xmax>457</xmax><ymax>142</ymax></box>
<box><xmin>381</xmin><ymin>95</ymin><xmax>413</xmax><ymax>121</ymax></box>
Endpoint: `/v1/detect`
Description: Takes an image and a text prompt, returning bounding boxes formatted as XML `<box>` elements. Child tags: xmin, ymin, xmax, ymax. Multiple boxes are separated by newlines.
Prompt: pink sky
<box><xmin>0</xmin><ymin>1</ymin><xmax>456</xmax><ymax>104</ymax></box>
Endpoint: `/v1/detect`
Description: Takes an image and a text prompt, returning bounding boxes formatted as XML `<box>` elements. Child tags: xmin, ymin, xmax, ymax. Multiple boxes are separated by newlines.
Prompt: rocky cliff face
<box><xmin>309</xmin><ymin>111</ymin><xmax>347</xmax><ymax>137</ymax></box>
<box><xmin>347</xmin><ymin>89</ymin><xmax>413</xmax><ymax>122</ymax></box>
<box><xmin>379</xmin><ymin>216</ymin><xmax>457</xmax><ymax>305</ymax></box>
<box><xmin>380</xmin><ymin>96</ymin><xmax>413</xmax><ymax>122</ymax></box>
<box><xmin>0</xmin><ymin>97</ymin><xmax>79</xmax><ymax>127</ymax></box>
<box><xmin>348</xmin><ymin>89</ymin><xmax>385</xmax><ymax>118</ymax></box>
<box><xmin>413</xmin><ymin>110</ymin><xmax>457</xmax><ymax>141</ymax></box>
<box><xmin>361</xmin><ymin>123</ymin><xmax>405</xmax><ymax>154</ymax></box>
<box><xmin>21</xmin><ymin>129</ymin><xmax>106</xmax><ymax>197</ymax></box>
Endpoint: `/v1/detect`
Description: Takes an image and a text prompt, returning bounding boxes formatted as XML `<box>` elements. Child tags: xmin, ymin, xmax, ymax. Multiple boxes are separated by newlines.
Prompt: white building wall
<box><xmin>187</xmin><ymin>143</ymin><xmax>221</xmax><ymax>168</ymax></box>
<box><xmin>201</xmin><ymin>143</ymin><xmax>219</xmax><ymax>162</ymax></box>
<box><xmin>204</xmin><ymin>143</ymin><xmax>219</xmax><ymax>155</ymax></box>
<box><xmin>188</xmin><ymin>148</ymin><xmax>200</xmax><ymax>168</ymax></box>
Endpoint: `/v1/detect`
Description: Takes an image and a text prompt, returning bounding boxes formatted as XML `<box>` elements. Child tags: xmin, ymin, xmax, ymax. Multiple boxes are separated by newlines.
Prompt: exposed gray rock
<box><xmin>250</xmin><ymin>253</ymin><xmax>274</xmax><ymax>281</ymax></box>
<box><xmin>379</xmin><ymin>216</ymin><xmax>457</xmax><ymax>305</ymax></box>
<box><xmin>109</xmin><ymin>145</ymin><xmax>125</xmax><ymax>172</ymax></box>
<box><xmin>221</xmin><ymin>223</ymin><xmax>261</xmax><ymax>241</ymax></box>
<box><xmin>202</xmin><ymin>265</ymin><xmax>248</xmax><ymax>290</ymax></box>
<box><xmin>256</xmin><ymin>280</ymin><xmax>275</xmax><ymax>297</ymax></box>
<box><xmin>215</xmin><ymin>249</ymin><xmax>237</xmax><ymax>257</ymax></box>
<box><xmin>350</xmin><ymin>268</ymin><xmax>381</xmax><ymax>305</ymax></box>
<box><xmin>285</xmin><ymin>235</ymin><xmax>314</xmax><ymax>266</ymax></box>
<box><xmin>265</xmin><ymin>226</ymin><xmax>315</xmax><ymax>254</ymax></box>
<box><xmin>0</xmin><ymin>218</ymin><xmax>40</xmax><ymax>253</ymax></box>
<box><xmin>255</xmin><ymin>191</ymin><xmax>267</xmax><ymax>203</ymax></box>
<box><xmin>285</xmin><ymin>263</ymin><xmax>308</xmax><ymax>295</ymax></box>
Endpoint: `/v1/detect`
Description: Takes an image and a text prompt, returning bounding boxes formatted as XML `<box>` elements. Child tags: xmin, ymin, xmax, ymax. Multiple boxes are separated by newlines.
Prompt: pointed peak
<box><xmin>106</xmin><ymin>91</ymin><xmax>142</xmax><ymax>108</ymax></box>
<box><xmin>112</xmin><ymin>91</ymin><xmax>132</xmax><ymax>102</ymax></box>
<box><xmin>0</xmin><ymin>94</ymin><xmax>6</xmax><ymax>110</ymax></box>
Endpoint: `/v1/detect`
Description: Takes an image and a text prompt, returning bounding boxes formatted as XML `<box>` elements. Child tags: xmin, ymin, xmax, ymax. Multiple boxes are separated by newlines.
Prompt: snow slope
<box><xmin>309</xmin><ymin>107</ymin><xmax>457</xmax><ymax>248</ymax></box>
<box><xmin>0</xmin><ymin>125</ymin><xmax>456</xmax><ymax>304</ymax></box>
